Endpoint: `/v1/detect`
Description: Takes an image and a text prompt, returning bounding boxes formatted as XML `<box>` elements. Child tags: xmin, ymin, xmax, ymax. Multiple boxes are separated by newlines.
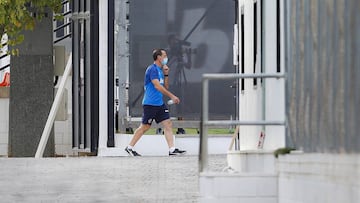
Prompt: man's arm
<box><xmin>152</xmin><ymin>79</ymin><xmax>180</xmax><ymax>104</ymax></box>
<box><xmin>164</xmin><ymin>75</ymin><xmax>169</xmax><ymax>89</ymax></box>
<box><xmin>163</xmin><ymin>65</ymin><xmax>169</xmax><ymax>89</ymax></box>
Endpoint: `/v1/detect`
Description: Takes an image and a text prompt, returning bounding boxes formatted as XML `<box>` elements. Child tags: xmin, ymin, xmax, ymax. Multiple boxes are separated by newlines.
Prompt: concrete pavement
<box><xmin>0</xmin><ymin>155</ymin><xmax>227</xmax><ymax>202</ymax></box>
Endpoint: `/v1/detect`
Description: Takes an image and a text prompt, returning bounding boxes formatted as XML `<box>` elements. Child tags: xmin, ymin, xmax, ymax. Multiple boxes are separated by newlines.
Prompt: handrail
<box><xmin>0</xmin><ymin>64</ymin><xmax>10</xmax><ymax>72</ymax></box>
<box><xmin>54</xmin><ymin>22</ymin><xmax>71</xmax><ymax>33</ymax></box>
<box><xmin>202</xmin><ymin>73</ymin><xmax>285</xmax><ymax>79</ymax></box>
<box><xmin>62</xmin><ymin>10</ymin><xmax>72</xmax><ymax>17</ymax></box>
<box><xmin>0</xmin><ymin>53</ymin><xmax>8</xmax><ymax>60</ymax></box>
<box><xmin>0</xmin><ymin>39</ymin><xmax>9</xmax><ymax>73</ymax></box>
<box><xmin>61</xmin><ymin>0</ymin><xmax>70</xmax><ymax>5</ymax></box>
<box><xmin>205</xmin><ymin>120</ymin><xmax>285</xmax><ymax>126</ymax></box>
<box><xmin>53</xmin><ymin>0</ymin><xmax>71</xmax><ymax>43</ymax></box>
<box><xmin>53</xmin><ymin>10</ymin><xmax>72</xmax><ymax>22</ymax></box>
<box><xmin>199</xmin><ymin>72</ymin><xmax>286</xmax><ymax>172</ymax></box>
<box><xmin>54</xmin><ymin>33</ymin><xmax>71</xmax><ymax>44</ymax></box>
<box><xmin>35</xmin><ymin>53</ymin><xmax>72</xmax><ymax>158</ymax></box>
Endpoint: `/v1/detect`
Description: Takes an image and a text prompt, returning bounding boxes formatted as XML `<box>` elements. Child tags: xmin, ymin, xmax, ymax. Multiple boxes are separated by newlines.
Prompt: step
<box><xmin>97</xmin><ymin>134</ymin><xmax>232</xmax><ymax>156</ymax></box>
<box><xmin>227</xmin><ymin>150</ymin><xmax>276</xmax><ymax>173</ymax></box>
<box><xmin>199</xmin><ymin>172</ymin><xmax>278</xmax><ymax>203</ymax></box>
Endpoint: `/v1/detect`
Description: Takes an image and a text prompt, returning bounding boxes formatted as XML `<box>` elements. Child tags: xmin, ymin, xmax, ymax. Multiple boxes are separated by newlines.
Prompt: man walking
<box><xmin>125</xmin><ymin>49</ymin><xmax>186</xmax><ymax>156</ymax></box>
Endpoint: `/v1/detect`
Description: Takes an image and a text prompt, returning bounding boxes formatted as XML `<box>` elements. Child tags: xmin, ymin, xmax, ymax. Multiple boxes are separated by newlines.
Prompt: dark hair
<box><xmin>152</xmin><ymin>48</ymin><xmax>165</xmax><ymax>61</ymax></box>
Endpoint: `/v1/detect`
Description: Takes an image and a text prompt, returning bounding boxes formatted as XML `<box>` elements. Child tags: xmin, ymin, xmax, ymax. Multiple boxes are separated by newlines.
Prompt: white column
<box><xmin>237</xmin><ymin>0</ymin><xmax>243</xmax><ymax>120</ymax></box>
<box><xmin>240</xmin><ymin>0</ymin><xmax>261</xmax><ymax>150</ymax></box>
<box><xmin>263</xmin><ymin>0</ymin><xmax>285</xmax><ymax>150</ymax></box>
<box><xmin>98</xmin><ymin>0</ymin><xmax>108</xmax><ymax>151</ymax></box>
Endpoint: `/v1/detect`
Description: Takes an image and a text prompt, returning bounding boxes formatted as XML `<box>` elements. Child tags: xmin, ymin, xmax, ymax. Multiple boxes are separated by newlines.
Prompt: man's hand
<box><xmin>170</xmin><ymin>96</ymin><xmax>180</xmax><ymax>104</ymax></box>
<box><xmin>163</xmin><ymin>65</ymin><xmax>169</xmax><ymax>76</ymax></box>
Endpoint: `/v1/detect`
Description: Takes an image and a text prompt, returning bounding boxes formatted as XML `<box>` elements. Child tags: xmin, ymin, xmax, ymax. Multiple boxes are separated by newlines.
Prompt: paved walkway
<box><xmin>0</xmin><ymin>155</ymin><xmax>227</xmax><ymax>202</ymax></box>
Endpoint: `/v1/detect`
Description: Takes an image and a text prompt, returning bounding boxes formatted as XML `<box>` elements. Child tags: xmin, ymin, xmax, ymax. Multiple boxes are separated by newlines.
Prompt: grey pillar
<box><xmin>115</xmin><ymin>0</ymin><xmax>130</xmax><ymax>133</ymax></box>
<box><xmin>9</xmin><ymin>13</ymin><xmax>54</xmax><ymax>157</ymax></box>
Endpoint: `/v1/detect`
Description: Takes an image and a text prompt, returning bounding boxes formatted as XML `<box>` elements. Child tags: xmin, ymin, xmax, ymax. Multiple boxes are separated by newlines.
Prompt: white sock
<box><xmin>169</xmin><ymin>147</ymin><xmax>175</xmax><ymax>152</ymax></box>
<box><xmin>127</xmin><ymin>145</ymin><xmax>133</xmax><ymax>149</ymax></box>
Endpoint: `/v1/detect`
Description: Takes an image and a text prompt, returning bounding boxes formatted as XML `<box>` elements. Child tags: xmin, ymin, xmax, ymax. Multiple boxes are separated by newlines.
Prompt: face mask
<box><xmin>161</xmin><ymin>57</ymin><xmax>168</xmax><ymax>66</ymax></box>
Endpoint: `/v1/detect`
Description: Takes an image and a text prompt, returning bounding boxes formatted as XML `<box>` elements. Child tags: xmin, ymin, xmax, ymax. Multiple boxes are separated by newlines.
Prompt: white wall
<box><xmin>0</xmin><ymin>98</ymin><xmax>9</xmax><ymax>156</ymax></box>
<box><xmin>278</xmin><ymin>153</ymin><xmax>360</xmax><ymax>203</ymax></box>
<box><xmin>106</xmin><ymin>134</ymin><xmax>232</xmax><ymax>156</ymax></box>
<box><xmin>54</xmin><ymin>119</ymin><xmax>73</xmax><ymax>156</ymax></box>
<box><xmin>0</xmin><ymin>34</ymin><xmax>10</xmax><ymax>156</ymax></box>
<box><xmin>54</xmin><ymin>74</ymin><xmax>75</xmax><ymax>156</ymax></box>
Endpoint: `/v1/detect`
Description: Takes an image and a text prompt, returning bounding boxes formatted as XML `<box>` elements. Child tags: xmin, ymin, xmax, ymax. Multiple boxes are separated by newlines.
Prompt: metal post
<box><xmin>72</xmin><ymin>0</ymin><xmax>80</xmax><ymax>149</ymax></box>
<box><xmin>283</xmin><ymin>0</ymin><xmax>291</xmax><ymax>147</ymax></box>
<box><xmin>85</xmin><ymin>0</ymin><xmax>92</xmax><ymax>150</ymax></box>
<box><xmin>107</xmin><ymin>0</ymin><xmax>115</xmax><ymax>147</ymax></box>
<box><xmin>90</xmin><ymin>0</ymin><xmax>100</xmax><ymax>153</ymax></box>
<box><xmin>199</xmin><ymin>72</ymin><xmax>286</xmax><ymax>173</ymax></box>
<box><xmin>79</xmin><ymin>16</ymin><xmax>85</xmax><ymax>149</ymax></box>
<box><xmin>199</xmin><ymin>78</ymin><xmax>209</xmax><ymax>173</ymax></box>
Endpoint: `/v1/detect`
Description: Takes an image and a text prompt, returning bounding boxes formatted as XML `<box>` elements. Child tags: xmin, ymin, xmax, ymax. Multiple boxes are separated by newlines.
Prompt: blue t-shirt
<box><xmin>142</xmin><ymin>64</ymin><xmax>164</xmax><ymax>106</ymax></box>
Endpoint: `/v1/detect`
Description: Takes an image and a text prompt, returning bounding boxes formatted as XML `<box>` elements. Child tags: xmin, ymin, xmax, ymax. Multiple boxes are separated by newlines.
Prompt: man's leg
<box><xmin>161</xmin><ymin>119</ymin><xmax>186</xmax><ymax>155</ymax></box>
<box><xmin>125</xmin><ymin>124</ymin><xmax>151</xmax><ymax>156</ymax></box>
<box><xmin>129</xmin><ymin>124</ymin><xmax>151</xmax><ymax>147</ymax></box>
<box><xmin>161</xmin><ymin>119</ymin><xmax>174</xmax><ymax>148</ymax></box>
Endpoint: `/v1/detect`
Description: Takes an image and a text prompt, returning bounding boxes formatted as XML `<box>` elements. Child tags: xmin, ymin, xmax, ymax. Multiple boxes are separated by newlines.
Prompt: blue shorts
<box><xmin>142</xmin><ymin>104</ymin><xmax>170</xmax><ymax>125</ymax></box>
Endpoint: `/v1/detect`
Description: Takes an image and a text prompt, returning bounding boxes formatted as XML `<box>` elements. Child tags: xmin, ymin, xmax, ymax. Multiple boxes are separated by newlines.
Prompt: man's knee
<box><xmin>138</xmin><ymin>124</ymin><xmax>151</xmax><ymax>133</ymax></box>
<box><xmin>162</xmin><ymin>119</ymin><xmax>172</xmax><ymax>129</ymax></box>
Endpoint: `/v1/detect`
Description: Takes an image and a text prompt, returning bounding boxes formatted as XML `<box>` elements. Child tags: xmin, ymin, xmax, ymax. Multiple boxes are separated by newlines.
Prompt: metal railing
<box><xmin>0</xmin><ymin>39</ymin><xmax>10</xmax><ymax>75</ymax></box>
<box><xmin>199</xmin><ymin>73</ymin><xmax>286</xmax><ymax>172</ymax></box>
<box><xmin>53</xmin><ymin>0</ymin><xmax>72</xmax><ymax>44</ymax></box>
<box><xmin>35</xmin><ymin>53</ymin><xmax>72</xmax><ymax>158</ymax></box>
